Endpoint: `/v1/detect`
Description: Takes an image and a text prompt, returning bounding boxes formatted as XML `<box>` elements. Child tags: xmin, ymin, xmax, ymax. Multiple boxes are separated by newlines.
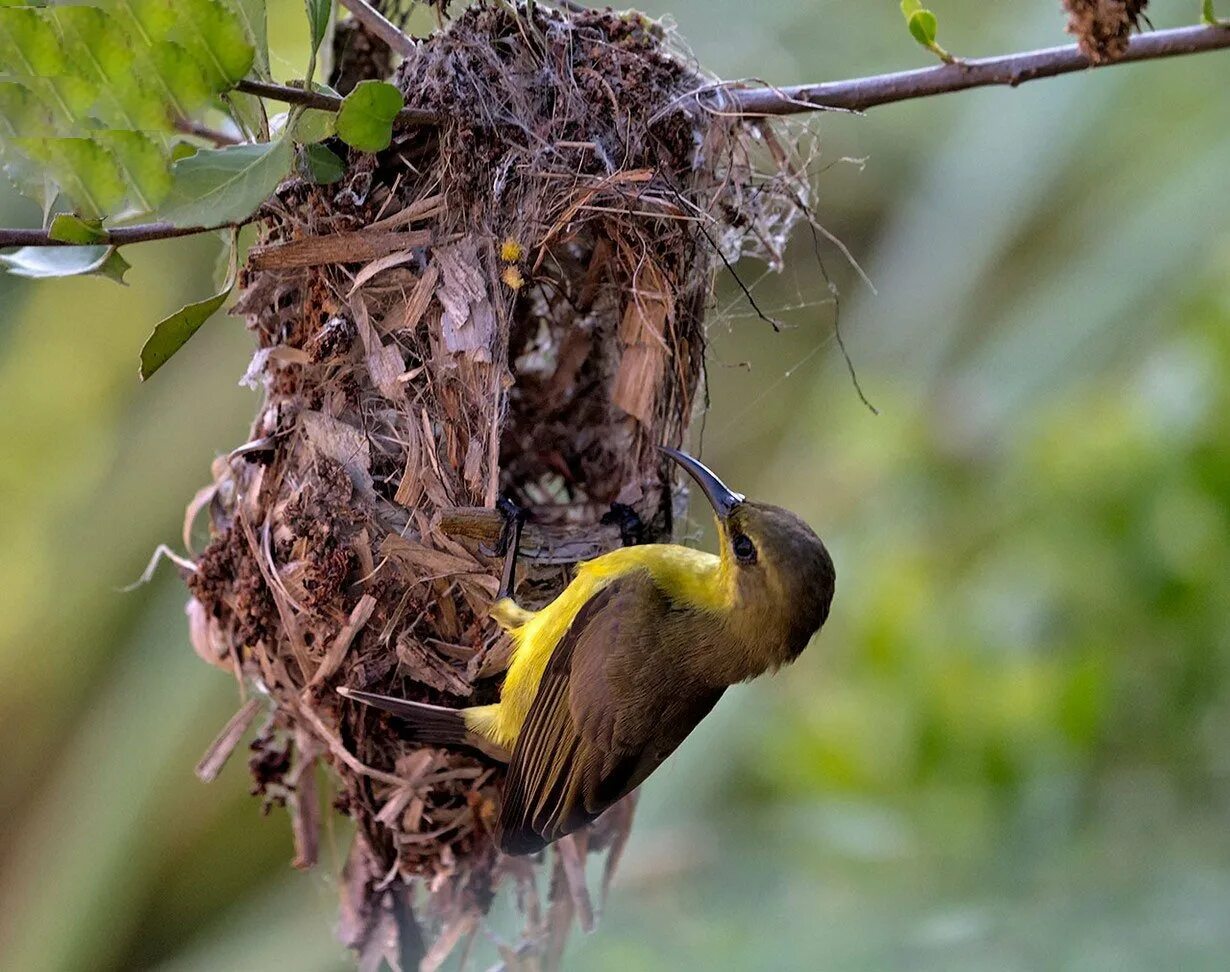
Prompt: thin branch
<box><xmin>4</xmin><ymin>24</ymin><xmax>1227</xmax><ymax>250</ymax></box>
<box><xmin>235</xmin><ymin>79</ymin><xmax>440</xmax><ymax>126</ymax></box>
<box><xmin>338</xmin><ymin>0</ymin><xmax>416</xmax><ymax>57</ymax></box>
<box><xmin>725</xmin><ymin>24</ymin><xmax>1230</xmax><ymax>116</ymax></box>
<box><xmin>0</xmin><ymin>219</ymin><xmax>252</xmax><ymax>248</ymax></box>
<box><xmin>174</xmin><ymin>117</ymin><xmax>243</xmax><ymax>147</ymax></box>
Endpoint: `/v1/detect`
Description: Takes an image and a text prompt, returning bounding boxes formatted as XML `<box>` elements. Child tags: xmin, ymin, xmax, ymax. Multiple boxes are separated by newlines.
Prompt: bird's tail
<box><xmin>336</xmin><ymin>688</ymin><xmax>509</xmax><ymax>762</ymax></box>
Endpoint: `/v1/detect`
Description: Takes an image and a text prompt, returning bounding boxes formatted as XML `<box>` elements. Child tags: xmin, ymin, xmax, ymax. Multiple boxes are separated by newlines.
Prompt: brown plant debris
<box><xmin>1062</xmin><ymin>0</ymin><xmax>1149</xmax><ymax>63</ymax></box>
<box><xmin>186</xmin><ymin>1</ymin><xmax>808</xmax><ymax>967</ymax></box>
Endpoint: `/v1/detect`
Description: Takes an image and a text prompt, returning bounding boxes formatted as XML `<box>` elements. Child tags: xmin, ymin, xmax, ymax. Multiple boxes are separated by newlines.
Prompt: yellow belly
<box><xmin>464</xmin><ymin>543</ymin><xmax>728</xmax><ymax>749</ymax></box>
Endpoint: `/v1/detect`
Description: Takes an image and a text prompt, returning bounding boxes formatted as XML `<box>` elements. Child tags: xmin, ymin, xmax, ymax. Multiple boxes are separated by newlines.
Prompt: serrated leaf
<box><xmin>54</xmin><ymin>6</ymin><xmax>143</xmax><ymax>128</ymax></box>
<box><xmin>336</xmin><ymin>80</ymin><xmax>403</xmax><ymax>153</ymax></box>
<box><xmin>156</xmin><ymin>138</ymin><xmax>292</xmax><ymax>227</ymax></box>
<box><xmin>908</xmin><ymin>10</ymin><xmax>938</xmax><ymax>47</ymax></box>
<box><xmin>94</xmin><ymin>130</ymin><xmax>173</xmax><ymax>212</ymax></box>
<box><xmin>139</xmin><ymin>249</ymin><xmax>236</xmax><ymax>379</ymax></box>
<box><xmin>1</xmin><ymin>244</ymin><xmax>130</xmax><ymax>283</ymax></box>
<box><xmin>300</xmin><ymin>143</ymin><xmax>343</xmax><ymax>184</ymax></box>
<box><xmin>232</xmin><ymin>0</ymin><xmax>268</xmax><ymax>78</ymax></box>
<box><xmin>114</xmin><ymin>0</ymin><xmax>178</xmax><ymax>46</ymax></box>
<box><xmin>177</xmin><ymin>0</ymin><xmax>254</xmax><ymax>91</ymax></box>
<box><xmin>0</xmin><ymin>80</ymin><xmax>48</xmax><ymax>137</ymax></box>
<box><xmin>53</xmin><ymin>7</ymin><xmax>133</xmax><ymax>85</ymax></box>
<box><xmin>143</xmin><ymin>40</ymin><xmax>212</xmax><ymax>118</ymax></box>
<box><xmin>48</xmin><ymin>213</ymin><xmax>106</xmax><ymax>244</ymax></box>
<box><xmin>0</xmin><ymin>151</ymin><xmax>55</xmax><ymax>219</ymax></box>
<box><xmin>16</xmin><ymin>137</ymin><xmax>127</xmax><ymax>219</ymax></box>
<box><xmin>0</xmin><ymin>7</ymin><xmax>66</xmax><ymax>76</ymax></box>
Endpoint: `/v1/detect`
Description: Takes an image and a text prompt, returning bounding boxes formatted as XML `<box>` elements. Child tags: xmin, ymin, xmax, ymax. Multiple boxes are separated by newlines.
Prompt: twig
<box><xmin>3</xmin><ymin>25</ymin><xmax>1227</xmax><ymax>250</ymax></box>
<box><xmin>338</xmin><ymin>0</ymin><xmax>416</xmax><ymax>57</ymax></box>
<box><xmin>0</xmin><ymin>218</ymin><xmax>255</xmax><ymax>248</ymax></box>
<box><xmin>174</xmin><ymin>117</ymin><xmax>243</xmax><ymax>147</ymax></box>
<box><xmin>236</xmin><ymin>78</ymin><xmax>440</xmax><ymax>126</ymax></box>
<box><xmin>725</xmin><ymin>24</ymin><xmax>1230</xmax><ymax>116</ymax></box>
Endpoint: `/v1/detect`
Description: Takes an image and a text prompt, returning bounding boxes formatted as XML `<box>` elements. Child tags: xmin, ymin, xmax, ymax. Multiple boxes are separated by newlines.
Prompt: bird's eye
<box><xmin>732</xmin><ymin>533</ymin><xmax>757</xmax><ymax>564</ymax></box>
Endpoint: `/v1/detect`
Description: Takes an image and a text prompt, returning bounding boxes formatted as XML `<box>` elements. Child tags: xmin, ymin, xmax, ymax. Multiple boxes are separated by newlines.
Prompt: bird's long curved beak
<box><xmin>661</xmin><ymin>447</ymin><xmax>744</xmax><ymax>519</ymax></box>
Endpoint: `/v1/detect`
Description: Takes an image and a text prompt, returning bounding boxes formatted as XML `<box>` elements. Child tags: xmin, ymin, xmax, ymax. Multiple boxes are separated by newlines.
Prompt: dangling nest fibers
<box><xmin>184</xmin><ymin>3</ymin><xmax>808</xmax><ymax>966</ymax></box>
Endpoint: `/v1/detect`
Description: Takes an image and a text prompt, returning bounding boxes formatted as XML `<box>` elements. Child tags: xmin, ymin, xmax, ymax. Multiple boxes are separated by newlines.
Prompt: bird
<box><xmin>338</xmin><ymin>447</ymin><xmax>836</xmax><ymax>855</ymax></box>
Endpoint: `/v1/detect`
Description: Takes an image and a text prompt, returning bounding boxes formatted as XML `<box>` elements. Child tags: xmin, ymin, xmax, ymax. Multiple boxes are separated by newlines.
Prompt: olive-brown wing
<box><xmin>497</xmin><ymin>571</ymin><xmax>724</xmax><ymax>855</ymax></box>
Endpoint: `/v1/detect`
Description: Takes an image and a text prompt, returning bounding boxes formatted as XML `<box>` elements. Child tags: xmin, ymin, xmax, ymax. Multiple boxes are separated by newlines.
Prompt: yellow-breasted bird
<box><xmin>338</xmin><ymin>448</ymin><xmax>835</xmax><ymax>855</ymax></box>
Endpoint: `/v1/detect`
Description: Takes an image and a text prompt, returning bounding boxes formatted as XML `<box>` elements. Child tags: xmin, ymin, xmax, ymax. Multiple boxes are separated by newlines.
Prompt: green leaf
<box><xmin>48</xmin><ymin>213</ymin><xmax>106</xmax><ymax>244</ymax></box>
<box><xmin>0</xmin><ymin>7</ymin><xmax>66</xmax><ymax>76</ymax></box>
<box><xmin>335</xmin><ymin>80</ymin><xmax>403</xmax><ymax>153</ymax></box>
<box><xmin>223</xmin><ymin>88</ymin><xmax>268</xmax><ymax>141</ymax></box>
<box><xmin>156</xmin><ymin>138</ymin><xmax>292</xmax><ymax>227</ymax></box>
<box><xmin>143</xmin><ymin>40</ymin><xmax>213</xmax><ymax>117</ymax></box>
<box><xmin>290</xmin><ymin>107</ymin><xmax>335</xmax><ymax>144</ymax></box>
<box><xmin>1</xmin><ymin>244</ymin><xmax>130</xmax><ymax>283</ymax></box>
<box><xmin>299</xmin><ymin>143</ymin><xmax>344</xmax><ymax>184</ymax></box>
<box><xmin>94</xmin><ymin>130</ymin><xmax>173</xmax><ymax>212</ymax></box>
<box><xmin>16</xmin><ymin>137</ymin><xmax>127</xmax><ymax>219</ymax></box>
<box><xmin>305</xmin><ymin>0</ymin><xmax>330</xmax><ymax>57</ymax></box>
<box><xmin>175</xmin><ymin>0</ymin><xmax>254</xmax><ymax>91</ymax></box>
<box><xmin>908</xmin><ymin>10</ymin><xmax>938</xmax><ymax>47</ymax></box>
<box><xmin>139</xmin><ymin>247</ymin><xmax>237</xmax><ymax>379</ymax></box>
<box><xmin>170</xmin><ymin>140</ymin><xmax>198</xmax><ymax>162</ymax></box>
<box><xmin>1202</xmin><ymin>0</ymin><xmax>1219</xmax><ymax>25</ymax></box>
<box><xmin>231</xmin><ymin>0</ymin><xmax>269</xmax><ymax>79</ymax></box>
<box><xmin>114</xmin><ymin>0</ymin><xmax>178</xmax><ymax>46</ymax></box>
<box><xmin>0</xmin><ymin>80</ymin><xmax>49</xmax><ymax>137</ymax></box>
<box><xmin>899</xmin><ymin>2</ymin><xmax>951</xmax><ymax>62</ymax></box>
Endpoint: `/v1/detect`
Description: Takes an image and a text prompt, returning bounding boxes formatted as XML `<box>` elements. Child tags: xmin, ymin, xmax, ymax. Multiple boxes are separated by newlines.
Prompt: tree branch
<box><xmin>725</xmin><ymin>24</ymin><xmax>1230</xmax><ymax>116</ymax></box>
<box><xmin>235</xmin><ymin>79</ymin><xmax>439</xmax><ymax>126</ymax></box>
<box><xmin>3</xmin><ymin>24</ymin><xmax>1227</xmax><ymax>251</ymax></box>
<box><xmin>0</xmin><ymin>220</ymin><xmax>250</xmax><ymax>248</ymax></box>
<box><xmin>338</xmin><ymin>0</ymin><xmax>416</xmax><ymax>57</ymax></box>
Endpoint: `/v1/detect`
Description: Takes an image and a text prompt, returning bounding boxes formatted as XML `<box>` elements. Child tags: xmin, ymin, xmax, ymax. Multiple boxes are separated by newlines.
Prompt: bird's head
<box><xmin>662</xmin><ymin>448</ymin><xmax>836</xmax><ymax>664</ymax></box>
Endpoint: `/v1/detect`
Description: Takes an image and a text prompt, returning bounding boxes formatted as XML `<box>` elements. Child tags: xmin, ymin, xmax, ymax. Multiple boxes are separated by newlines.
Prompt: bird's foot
<box><xmin>493</xmin><ymin>496</ymin><xmax>528</xmax><ymax>557</ymax></box>
<box><xmin>487</xmin><ymin>496</ymin><xmax>529</xmax><ymax>601</ymax></box>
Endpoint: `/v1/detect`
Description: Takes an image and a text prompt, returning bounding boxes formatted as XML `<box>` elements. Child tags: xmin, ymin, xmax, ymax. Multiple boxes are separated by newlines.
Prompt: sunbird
<box><xmin>339</xmin><ymin>448</ymin><xmax>835</xmax><ymax>855</ymax></box>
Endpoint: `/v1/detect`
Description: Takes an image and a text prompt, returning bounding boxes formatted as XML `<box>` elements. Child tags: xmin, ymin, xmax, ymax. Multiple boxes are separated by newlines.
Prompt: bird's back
<box><xmin>495</xmin><ymin>566</ymin><xmax>728</xmax><ymax>853</ymax></box>
<box><xmin>487</xmin><ymin>542</ymin><xmax>726</xmax><ymax>750</ymax></box>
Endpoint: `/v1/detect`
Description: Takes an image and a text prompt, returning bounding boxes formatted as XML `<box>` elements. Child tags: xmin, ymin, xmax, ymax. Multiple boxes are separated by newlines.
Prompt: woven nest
<box><xmin>184</xmin><ymin>3</ymin><xmax>808</xmax><ymax>967</ymax></box>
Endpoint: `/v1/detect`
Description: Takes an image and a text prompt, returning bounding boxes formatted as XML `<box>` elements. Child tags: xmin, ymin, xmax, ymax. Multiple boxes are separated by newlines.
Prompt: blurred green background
<box><xmin>2</xmin><ymin>2</ymin><xmax>1229</xmax><ymax>969</ymax></box>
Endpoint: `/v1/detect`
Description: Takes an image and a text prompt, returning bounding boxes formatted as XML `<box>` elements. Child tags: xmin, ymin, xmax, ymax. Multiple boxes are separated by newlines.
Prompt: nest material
<box><xmin>185</xmin><ymin>3</ymin><xmax>807</xmax><ymax>966</ymax></box>
<box><xmin>1061</xmin><ymin>0</ymin><xmax>1149</xmax><ymax>63</ymax></box>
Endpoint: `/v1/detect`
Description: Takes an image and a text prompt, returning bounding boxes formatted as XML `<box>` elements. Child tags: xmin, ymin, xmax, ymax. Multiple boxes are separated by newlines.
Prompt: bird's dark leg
<box><xmin>495</xmin><ymin>496</ymin><xmax>527</xmax><ymax>600</ymax></box>
<box><xmin>601</xmin><ymin>502</ymin><xmax>646</xmax><ymax>547</ymax></box>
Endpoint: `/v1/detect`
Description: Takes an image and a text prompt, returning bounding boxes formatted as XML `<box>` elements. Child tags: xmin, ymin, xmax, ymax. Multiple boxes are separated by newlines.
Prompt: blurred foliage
<box><xmin>1</xmin><ymin>2</ymin><xmax>1228</xmax><ymax>971</ymax></box>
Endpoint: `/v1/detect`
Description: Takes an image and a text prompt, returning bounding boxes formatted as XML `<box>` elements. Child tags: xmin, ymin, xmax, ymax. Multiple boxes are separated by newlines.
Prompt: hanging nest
<box><xmin>184</xmin><ymin>2</ymin><xmax>808</xmax><ymax>967</ymax></box>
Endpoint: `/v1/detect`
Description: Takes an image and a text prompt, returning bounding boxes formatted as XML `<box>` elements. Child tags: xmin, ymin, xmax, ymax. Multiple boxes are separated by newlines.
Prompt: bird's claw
<box><xmin>482</xmin><ymin>496</ymin><xmax>528</xmax><ymax>559</ymax></box>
